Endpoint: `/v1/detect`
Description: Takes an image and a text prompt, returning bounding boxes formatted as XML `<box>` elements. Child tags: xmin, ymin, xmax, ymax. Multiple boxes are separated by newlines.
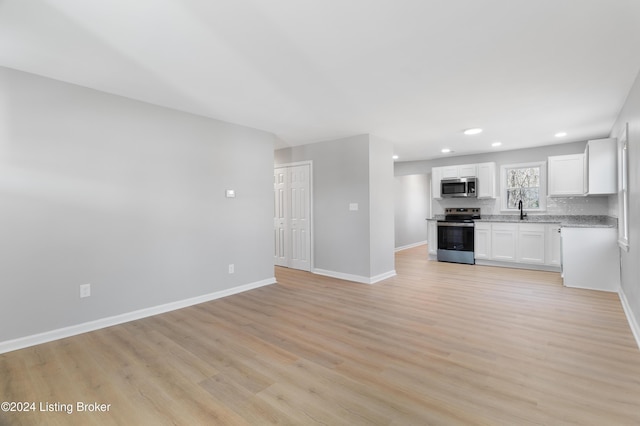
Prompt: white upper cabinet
<box><xmin>548</xmin><ymin>153</ymin><xmax>586</xmax><ymax>196</ymax></box>
<box><xmin>548</xmin><ymin>138</ymin><xmax>617</xmax><ymax>197</ymax></box>
<box><xmin>585</xmin><ymin>138</ymin><xmax>617</xmax><ymax>195</ymax></box>
<box><xmin>458</xmin><ymin>164</ymin><xmax>478</xmax><ymax>178</ymax></box>
<box><xmin>477</xmin><ymin>162</ymin><xmax>496</xmax><ymax>199</ymax></box>
<box><xmin>431</xmin><ymin>167</ymin><xmax>442</xmax><ymax>199</ymax></box>
<box><xmin>441</xmin><ymin>166</ymin><xmax>459</xmax><ymax>179</ymax></box>
<box><xmin>441</xmin><ymin>164</ymin><xmax>477</xmax><ymax>179</ymax></box>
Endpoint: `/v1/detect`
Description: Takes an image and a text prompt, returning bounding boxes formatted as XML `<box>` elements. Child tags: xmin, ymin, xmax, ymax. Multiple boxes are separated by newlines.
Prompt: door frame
<box><xmin>274</xmin><ymin>161</ymin><xmax>314</xmax><ymax>271</ymax></box>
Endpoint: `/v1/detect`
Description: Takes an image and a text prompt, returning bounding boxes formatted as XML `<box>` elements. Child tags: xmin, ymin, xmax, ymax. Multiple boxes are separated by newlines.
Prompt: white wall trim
<box><xmin>313</xmin><ymin>268</ymin><xmax>396</xmax><ymax>285</ymax></box>
<box><xmin>276</xmin><ymin>160</ymin><xmax>313</xmax><ymax>168</ymax></box>
<box><xmin>619</xmin><ymin>287</ymin><xmax>640</xmax><ymax>350</ymax></box>
<box><xmin>0</xmin><ymin>277</ymin><xmax>276</xmax><ymax>355</ymax></box>
<box><xmin>395</xmin><ymin>241</ymin><xmax>427</xmax><ymax>252</ymax></box>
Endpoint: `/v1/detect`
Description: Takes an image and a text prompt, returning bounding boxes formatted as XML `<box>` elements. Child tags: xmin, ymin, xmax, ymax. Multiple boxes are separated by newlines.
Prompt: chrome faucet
<box><xmin>518</xmin><ymin>199</ymin><xmax>525</xmax><ymax>220</ymax></box>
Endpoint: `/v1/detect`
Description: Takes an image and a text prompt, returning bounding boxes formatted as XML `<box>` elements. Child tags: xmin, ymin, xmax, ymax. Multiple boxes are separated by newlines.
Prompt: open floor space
<box><xmin>2</xmin><ymin>246</ymin><xmax>639</xmax><ymax>425</ymax></box>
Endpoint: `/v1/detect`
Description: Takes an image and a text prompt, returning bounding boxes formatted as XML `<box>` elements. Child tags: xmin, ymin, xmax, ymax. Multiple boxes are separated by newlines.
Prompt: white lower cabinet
<box><xmin>427</xmin><ymin>219</ymin><xmax>437</xmax><ymax>257</ymax></box>
<box><xmin>561</xmin><ymin>227</ymin><xmax>620</xmax><ymax>292</ymax></box>
<box><xmin>545</xmin><ymin>224</ymin><xmax>562</xmax><ymax>266</ymax></box>
<box><xmin>475</xmin><ymin>222</ymin><xmax>561</xmax><ymax>270</ymax></box>
<box><xmin>517</xmin><ymin>224</ymin><xmax>546</xmax><ymax>264</ymax></box>
<box><xmin>491</xmin><ymin>223</ymin><xmax>517</xmax><ymax>262</ymax></box>
<box><xmin>474</xmin><ymin>222</ymin><xmax>491</xmax><ymax>259</ymax></box>
<box><xmin>431</xmin><ymin>168</ymin><xmax>442</xmax><ymax>200</ymax></box>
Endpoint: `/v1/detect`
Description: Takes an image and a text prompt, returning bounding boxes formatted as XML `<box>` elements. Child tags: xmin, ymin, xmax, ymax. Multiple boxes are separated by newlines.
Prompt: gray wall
<box><xmin>275</xmin><ymin>134</ymin><xmax>395</xmax><ymax>280</ymax></box>
<box><xmin>395</xmin><ymin>141</ymin><xmax>611</xmax><ymax>217</ymax></box>
<box><xmin>369</xmin><ymin>135</ymin><xmax>395</xmax><ymax>277</ymax></box>
<box><xmin>611</xmin><ymin>69</ymin><xmax>640</xmax><ymax>332</ymax></box>
<box><xmin>0</xmin><ymin>67</ymin><xmax>276</xmax><ymax>343</ymax></box>
<box><xmin>394</xmin><ymin>141</ymin><xmax>589</xmax><ymax>176</ymax></box>
<box><xmin>394</xmin><ymin>174</ymin><xmax>429</xmax><ymax>249</ymax></box>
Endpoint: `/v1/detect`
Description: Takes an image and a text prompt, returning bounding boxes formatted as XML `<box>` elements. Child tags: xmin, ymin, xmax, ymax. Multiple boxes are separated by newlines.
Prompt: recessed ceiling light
<box><xmin>464</xmin><ymin>128</ymin><xmax>483</xmax><ymax>135</ymax></box>
<box><xmin>441</xmin><ymin>148</ymin><xmax>452</xmax><ymax>153</ymax></box>
<box><xmin>492</xmin><ymin>141</ymin><xmax>502</xmax><ymax>147</ymax></box>
<box><xmin>555</xmin><ymin>132</ymin><xmax>567</xmax><ymax>138</ymax></box>
<box><xmin>392</xmin><ymin>155</ymin><xmax>399</xmax><ymax>160</ymax></box>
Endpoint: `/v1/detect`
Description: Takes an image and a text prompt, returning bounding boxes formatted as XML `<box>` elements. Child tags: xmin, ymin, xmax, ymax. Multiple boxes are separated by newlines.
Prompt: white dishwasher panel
<box><xmin>561</xmin><ymin>227</ymin><xmax>620</xmax><ymax>292</ymax></box>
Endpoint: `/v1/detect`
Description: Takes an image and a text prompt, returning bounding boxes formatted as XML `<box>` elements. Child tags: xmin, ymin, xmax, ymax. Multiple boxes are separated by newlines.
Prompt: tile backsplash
<box><xmin>433</xmin><ymin>195</ymin><xmax>612</xmax><ymax>217</ymax></box>
<box><xmin>545</xmin><ymin>196</ymin><xmax>611</xmax><ymax>216</ymax></box>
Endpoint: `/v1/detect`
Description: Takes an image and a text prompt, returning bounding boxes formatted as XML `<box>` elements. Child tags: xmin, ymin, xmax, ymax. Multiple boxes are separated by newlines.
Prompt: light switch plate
<box><xmin>349</xmin><ymin>203</ymin><xmax>359</xmax><ymax>211</ymax></box>
<box><xmin>225</xmin><ymin>189</ymin><xmax>235</xmax><ymax>198</ymax></box>
<box><xmin>80</xmin><ymin>283</ymin><xmax>91</xmax><ymax>298</ymax></box>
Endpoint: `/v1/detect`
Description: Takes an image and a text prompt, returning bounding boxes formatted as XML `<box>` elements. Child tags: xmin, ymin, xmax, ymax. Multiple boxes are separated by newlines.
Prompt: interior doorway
<box><xmin>274</xmin><ymin>162</ymin><xmax>312</xmax><ymax>271</ymax></box>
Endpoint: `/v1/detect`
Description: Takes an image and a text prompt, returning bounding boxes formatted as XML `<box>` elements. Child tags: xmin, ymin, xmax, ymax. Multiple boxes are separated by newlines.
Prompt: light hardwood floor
<box><xmin>2</xmin><ymin>245</ymin><xmax>640</xmax><ymax>425</ymax></box>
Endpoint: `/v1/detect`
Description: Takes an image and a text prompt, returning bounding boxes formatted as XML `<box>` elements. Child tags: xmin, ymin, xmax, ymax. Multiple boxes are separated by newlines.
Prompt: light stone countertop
<box><xmin>429</xmin><ymin>215</ymin><xmax>617</xmax><ymax>228</ymax></box>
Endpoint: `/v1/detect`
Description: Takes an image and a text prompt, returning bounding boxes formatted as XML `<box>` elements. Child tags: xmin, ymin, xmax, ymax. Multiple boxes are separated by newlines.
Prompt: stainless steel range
<box><xmin>437</xmin><ymin>207</ymin><xmax>480</xmax><ymax>265</ymax></box>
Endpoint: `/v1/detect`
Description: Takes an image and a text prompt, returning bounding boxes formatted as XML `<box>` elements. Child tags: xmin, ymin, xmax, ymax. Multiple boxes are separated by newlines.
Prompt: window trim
<box><xmin>500</xmin><ymin>161</ymin><xmax>547</xmax><ymax>212</ymax></box>
<box><xmin>618</xmin><ymin>123</ymin><xmax>630</xmax><ymax>251</ymax></box>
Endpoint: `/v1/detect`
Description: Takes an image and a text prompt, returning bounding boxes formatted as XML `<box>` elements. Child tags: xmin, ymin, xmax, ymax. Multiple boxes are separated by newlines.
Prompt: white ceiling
<box><xmin>2</xmin><ymin>0</ymin><xmax>640</xmax><ymax>161</ymax></box>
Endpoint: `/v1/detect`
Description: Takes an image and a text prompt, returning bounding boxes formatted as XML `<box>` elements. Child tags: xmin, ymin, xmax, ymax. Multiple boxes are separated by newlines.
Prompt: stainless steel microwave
<box><xmin>441</xmin><ymin>177</ymin><xmax>477</xmax><ymax>198</ymax></box>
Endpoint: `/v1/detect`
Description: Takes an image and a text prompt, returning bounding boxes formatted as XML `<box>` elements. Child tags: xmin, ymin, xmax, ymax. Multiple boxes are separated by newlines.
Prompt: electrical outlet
<box><xmin>80</xmin><ymin>283</ymin><xmax>91</xmax><ymax>298</ymax></box>
<box><xmin>228</xmin><ymin>264</ymin><xmax>235</xmax><ymax>274</ymax></box>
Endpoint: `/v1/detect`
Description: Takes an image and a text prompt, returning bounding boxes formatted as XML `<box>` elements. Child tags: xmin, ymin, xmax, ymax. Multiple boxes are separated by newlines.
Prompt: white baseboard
<box><xmin>619</xmin><ymin>287</ymin><xmax>640</xmax><ymax>350</ymax></box>
<box><xmin>313</xmin><ymin>268</ymin><xmax>396</xmax><ymax>284</ymax></box>
<box><xmin>395</xmin><ymin>241</ymin><xmax>427</xmax><ymax>252</ymax></box>
<box><xmin>370</xmin><ymin>270</ymin><xmax>397</xmax><ymax>283</ymax></box>
<box><xmin>474</xmin><ymin>259</ymin><xmax>562</xmax><ymax>273</ymax></box>
<box><xmin>0</xmin><ymin>277</ymin><xmax>276</xmax><ymax>355</ymax></box>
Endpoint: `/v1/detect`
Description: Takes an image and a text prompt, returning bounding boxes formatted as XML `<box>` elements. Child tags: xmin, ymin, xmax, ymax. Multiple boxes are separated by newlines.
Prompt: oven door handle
<box><xmin>438</xmin><ymin>222</ymin><xmax>475</xmax><ymax>227</ymax></box>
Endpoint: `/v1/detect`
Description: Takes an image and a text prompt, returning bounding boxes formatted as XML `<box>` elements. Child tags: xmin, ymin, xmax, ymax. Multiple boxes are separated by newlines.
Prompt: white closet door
<box><xmin>274</xmin><ymin>164</ymin><xmax>311</xmax><ymax>271</ymax></box>
<box><xmin>288</xmin><ymin>165</ymin><xmax>310</xmax><ymax>271</ymax></box>
<box><xmin>274</xmin><ymin>167</ymin><xmax>287</xmax><ymax>267</ymax></box>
